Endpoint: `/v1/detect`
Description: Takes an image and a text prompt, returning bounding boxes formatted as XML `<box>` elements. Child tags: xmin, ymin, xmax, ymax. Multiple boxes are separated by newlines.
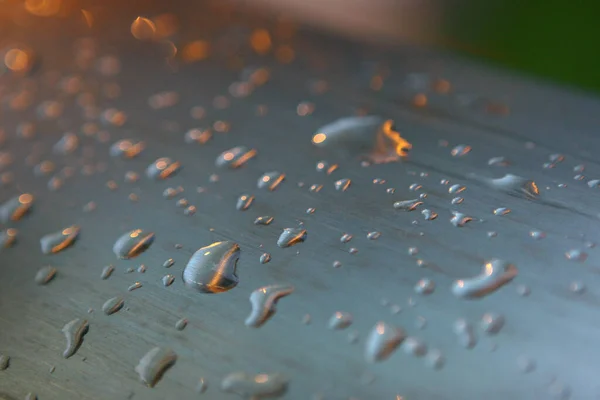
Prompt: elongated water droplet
<box><xmin>175</xmin><ymin>318</ymin><xmax>188</xmax><ymax>330</ymax></box>
<box><xmin>162</xmin><ymin>274</ymin><xmax>175</xmax><ymax>287</ymax></box>
<box><xmin>450</xmin><ymin>211</ymin><xmax>472</xmax><ymax>227</ymax></box>
<box><xmin>475</xmin><ymin>174</ymin><xmax>539</xmax><ymax>199</ymax></box>
<box><xmin>257</xmin><ymin>171</ymin><xmax>285</xmax><ymax>191</ymax></box>
<box><xmin>529</xmin><ymin>230</ymin><xmax>546</xmax><ymax>240</ymax></box>
<box><xmin>236</xmin><ymin>194</ymin><xmax>254</xmax><ymax>211</ymax></box>
<box><xmin>309</xmin><ymin>184</ymin><xmax>323</xmax><ymax>193</ymax></box>
<box><xmin>184</xmin><ymin>128</ymin><xmax>212</xmax><ymax>144</ymax></box>
<box><xmin>453</xmin><ymin>318</ymin><xmax>477</xmax><ymax>348</ymax></box>
<box><xmin>35</xmin><ymin>266</ymin><xmax>56</xmax><ymax>285</ymax></box>
<box><xmin>135</xmin><ymin>347</ymin><xmax>177</xmax><ymax>388</ymax></box>
<box><xmin>109</xmin><ymin>139</ymin><xmax>145</xmax><ymax>158</ymax></box>
<box><xmin>393</xmin><ymin>199</ymin><xmax>422</xmax><ymax>211</ymax></box>
<box><xmin>277</xmin><ymin>228</ymin><xmax>306</xmax><ymax>248</ymax></box>
<box><xmin>316</xmin><ymin>160</ymin><xmax>338</xmax><ymax>174</ymax></box>
<box><xmin>100</xmin><ymin>265</ymin><xmax>114</xmax><ymax>280</ymax></box>
<box><xmin>128</xmin><ymin>282</ymin><xmax>142</xmax><ymax>291</ymax></box>
<box><xmin>254</xmin><ymin>216</ymin><xmax>274</xmax><ymax>225</ymax></box>
<box><xmin>0</xmin><ymin>354</ymin><xmax>9</xmax><ymax>370</ymax></box>
<box><xmin>452</xmin><ymin>259</ymin><xmax>517</xmax><ymax>298</ymax></box>
<box><xmin>0</xmin><ymin>193</ymin><xmax>34</xmax><ymax>223</ymax></box>
<box><xmin>311</xmin><ymin>116</ymin><xmax>411</xmax><ymax>163</ymax></box>
<box><xmin>41</xmin><ymin>225</ymin><xmax>80</xmax><ymax>254</ymax></box>
<box><xmin>182</xmin><ymin>241</ymin><xmax>240</xmax><ymax>293</ymax></box>
<box><xmin>215</xmin><ymin>146</ymin><xmax>257</xmax><ymax>168</ymax></box>
<box><xmin>102</xmin><ymin>297</ymin><xmax>124</xmax><ymax>315</ymax></box>
<box><xmin>340</xmin><ymin>233</ymin><xmax>353</xmax><ymax>243</ymax></box>
<box><xmin>421</xmin><ymin>209</ymin><xmax>437</xmax><ymax>220</ymax></box>
<box><xmin>414</xmin><ymin>278</ymin><xmax>434</xmax><ymax>295</ymax></box>
<box><xmin>493</xmin><ymin>207</ymin><xmax>510</xmax><ymax>216</ymax></box>
<box><xmin>245</xmin><ymin>284</ymin><xmax>294</xmax><ymax>328</ymax></box>
<box><xmin>565</xmin><ymin>249</ymin><xmax>587</xmax><ymax>262</ymax></box>
<box><xmin>328</xmin><ymin>311</ymin><xmax>353</xmax><ymax>330</ymax></box>
<box><xmin>367</xmin><ymin>231</ymin><xmax>381</xmax><ymax>240</ymax></box>
<box><xmin>53</xmin><ymin>133</ymin><xmax>79</xmax><ymax>155</ymax></box>
<box><xmin>588</xmin><ymin>179</ymin><xmax>600</xmax><ymax>188</ymax></box>
<box><xmin>0</xmin><ymin>228</ymin><xmax>17</xmax><ymax>249</ymax></box>
<box><xmin>488</xmin><ymin>156</ymin><xmax>509</xmax><ymax>167</ymax></box>
<box><xmin>113</xmin><ymin>229</ymin><xmax>155</xmax><ymax>259</ymax></box>
<box><xmin>259</xmin><ymin>253</ymin><xmax>271</xmax><ymax>264</ymax></box>
<box><xmin>146</xmin><ymin>157</ymin><xmax>181</xmax><ymax>180</ymax></box>
<box><xmin>221</xmin><ymin>372</ymin><xmax>288</xmax><ymax>399</ymax></box>
<box><xmin>62</xmin><ymin>318</ymin><xmax>89</xmax><ymax>358</ymax></box>
<box><xmin>448</xmin><ymin>184</ymin><xmax>465</xmax><ymax>194</ymax></box>
<box><xmin>334</xmin><ymin>178</ymin><xmax>351</xmax><ymax>191</ymax></box>
<box><xmin>365</xmin><ymin>322</ymin><xmax>405</xmax><ymax>362</ymax></box>
<box><xmin>451</xmin><ymin>144</ymin><xmax>471</xmax><ymax>157</ymax></box>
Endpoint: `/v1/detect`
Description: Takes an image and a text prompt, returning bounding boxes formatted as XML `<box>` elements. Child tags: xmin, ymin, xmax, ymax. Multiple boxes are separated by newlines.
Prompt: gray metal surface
<box><xmin>1</xmin><ymin>4</ymin><xmax>600</xmax><ymax>400</ymax></box>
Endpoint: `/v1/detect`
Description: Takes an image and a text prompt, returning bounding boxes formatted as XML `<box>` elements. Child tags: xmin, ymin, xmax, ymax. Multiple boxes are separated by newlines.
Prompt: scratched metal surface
<box><xmin>1</xmin><ymin>3</ymin><xmax>600</xmax><ymax>400</ymax></box>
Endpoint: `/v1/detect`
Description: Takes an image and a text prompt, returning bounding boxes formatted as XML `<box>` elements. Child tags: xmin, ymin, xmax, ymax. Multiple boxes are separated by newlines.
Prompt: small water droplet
<box><xmin>221</xmin><ymin>372</ymin><xmax>288</xmax><ymax>398</ymax></box>
<box><xmin>135</xmin><ymin>347</ymin><xmax>177</xmax><ymax>388</ymax></box>
<box><xmin>0</xmin><ymin>354</ymin><xmax>9</xmax><ymax>370</ymax></box>
<box><xmin>309</xmin><ymin>184</ymin><xmax>323</xmax><ymax>193</ymax></box>
<box><xmin>421</xmin><ymin>209</ymin><xmax>437</xmax><ymax>221</ymax></box>
<box><xmin>569</xmin><ymin>281</ymin><xmax>585</xmax><ymax>294</ymax></box>
<box><xmin>260</xmin><ymin>253</ymin><xmax>271</xmax><ymax>264</ymax></box>
<box><xmin>137</xmin><ymin>264</ymin><xmax>146</xmax><ymax>273</ymax></box>
<box><xmin>565</xmin><ymin>249</ymin><xmax>587</xmax><ymax>262</ymax></box>
<box><xmin>0</xmin><ymin>193</ymin><xmax>34</xmax><ymax>223</ymax></box>
<box><xmin>277</xmin><ymin>228</ymin><xmax>306</xmax><ymax>248</ymax></box>
<box><xmin>450</xmin><ymin>211</ymin><xmax>472</xmax><ymax>227</ymax></box>
<box><xmin>448</xmin><ymin>184</ymin><xmax>465</xmax><ymax>194</ymax></box>
<box><xmin>258</xmin><ymin>172</ymin><xmax>285</xmax><ymax>191</ymax></box>
<box><xmin>415</xmin><ymin>316</ymin><xmax>427</xmax><ymax>330</ymax></box>
<box><xmin>475</xmin><ymin>174</ymin><xmax>539</xmax><ymax>199</ymax></box>
<box><xmin>245</xmin><ymin>284</ymin><xmax>294</xmax><ymax>327</ymax></box>
<box><xmin>128</xmin><ymin>282</ymin><xmax>142</xmax><ymax>291</ymax></box>
<box><xmin>451</xmin><ymin>144</ymin><xmax>471</xmax><ymax>157</ymax></box>
<box><xmin>408</xmin><ymin>247</ymin><xmax>418</xmax><ymax>256</ymax></box>
<box><xmin>53</xmin><ymin>133</ymin><xmax>79</xmax><ymax>155</ymax></box>
<box><xmin>401</xmin><ymin>336</ymin><xmax>427</xmax><ymax>357</ymax></box>
<box><xmin>334</xmin><ymin>178</ymin><xmax>351</xmax><ymax>191</ymax></box>
<box><xmin>348</xmin><ymin>247</ymin><xmax>358</xmax><ymax>255</ymax></box>
<box><xmin>306</xmin><ymin>207</ymin><xmax>316</xmax><ymax>214</ymax></box>
<box><xmin>302</xmin><ymin>314</ymin><xmax>312</xmax><ymax>325</ymax></box>
<box><xmin>184</xmin><ymin>128</ymin><xmax>212</xmax><ymax>145</ymax></box>
<box><xmin>340</xmin><ymin>233</ymin><xmax>353</xmax><ymax>243</ymax></box>
<box><xmin>364</xmin><ymin>322</ymin><xmax>405</xmax><ymax>362</ymax></box>
<box><xmin>102</xmin><ymin>297</ymin><xmax>124</xmax><ymax>315</ymax></box>
<box><xmin>101</xmin><ymin>265</ymin><xmax>114</xmax><ymax>279</ymax></box>
<box><xmin>480</xmin><ymin>312</ymin><xmax>505</xmax><ymax>334</ymax></box>
<box><xmin>109</xmin><ymin>139</ymin><xmax>145</xmax><ymax>159</ymax></box>
<box><xmin>453</xmin><ymin>318</ymin><xmax>477</xmax><ymax>349</ymax></box>
<box><xmin>529</xmin><ymin>230</ymin><xmax>546</xmax><ymax>240</ymax></box>
<box><xmin>367</xmin><ymin>231</ymin><xmax>381</xmax><ymax>240</ymax></box>
<box><xmin>393</xmin><ymin>199</ymin><xmax>422</xmax><ymax>211</ymax></box>
<box><xmin>215</xmin><ymin>146</ymin><xmax>257</xmax><ymax>168</ymax></box>
<box><xmin>373</xmin><ymin>178</ymin><xmax>386</xmax><ymax>184</ymax></box>
<box><xmin>175</xmin><ymin>318</ymin><xmax>188</xmax><ymax>330</ymax></box>
<box><xmin>40</xmin><ymin>225</ymin><xmax>80</xmax><ymax>254</ymax></box>
<box><xmin>488</xmin><ymin>156</ymin><xmax>509</xmax><ymax>167</ymax></box>
<box><xmin>425</xmin><ymin>348</ymin><xmax>445</xmax><ymax>370</ymax></box>
<box><xmin>574</xmin><ymin>174</ymin><xmax>585</xmax><ymax>181</ymax></box>
<box><xmin>452</xmin><ymin>259</ymin><xmax>517</xmax><ymax>298</ymax></box>
<box><xmin>516</xmin><ymin>356</ymin><xmax>536</xmax><ymax>373</ymax></box>
<box><xmin>113</xmin><ymin>229</ymin><xmax>155</xmax><ymax>259</ymax></box>
<box><xmin>386</xmin><ymin>188</ymin><xmax>396</xmax><ymax>194</ymax></box>
<box><xmin>35</xmin><ymin>266</ymin><xmax>57</xmax><ymax>285</ymax></box>
<box><xmin>493</xmin><ymin>207</ymin><xmax>510</xmax><ymax>216</ymax></box>
<box><xmin>516</xmin><ymin>284</ymin><xmax>531</xmax><ymax>297</ymax></box>
<box><xmin>236</xmin><ymin>194</ymin><xmax>254</xmax><ymax>211</ymax></box>
<box><xmin>409</xmin><ymin>183</ymin><xmax>422</xmax><ymax>191</ymax></box>
<box><xmin>62</xmin><ymin>318</ymin><xmax>89</xmax><ymax>358</ymax></box>
<box><xmin>254</xmin><ymin>216</ymin><xmax>274</xmax><ymax>225</ymax></box>
<box><xmin>328</xmin><ymin>311</ymin><xmax>353</xmax><ymax>330</ymax></box>
<box><xmin>333</xmin><ymin>260</ymin><xmax>342</xmax><ymax>268</ymax></box>
<box><xmin>414</xmin><ymin>278</ymin><xmax>435</xmax><ymax>295</ymax></box>
<box><xmin>196</xmin><ymin>377</ymin><xmax>208</xmax><ymax>394</ymax></box>
<box><xmin>316</xmin><ymin>161</ymin><xmax>338</xmax><ymax>174</ymax></box>
<box><xmin>146</xmin><ymin>157</ymin><xmax>181</xmax><ymax>180</ymax></box>
<box><xmin>162</xmin><ymin>274</ymin><xmax>175</xmax><ymax>287</ymax></box>
<box><xmin>0</xmin><ymin>228</ymin><xmax>17</xmax><ymax>249</ymax></box>
<box><xmin>25</xmin><ymin>393</ymin><xmax>38</xmax><ymax>400</ymax></box>
<box><xmin>546</xmin><ymin>381</ymin><xmax>571</xmax><ymax>400</ymax></box>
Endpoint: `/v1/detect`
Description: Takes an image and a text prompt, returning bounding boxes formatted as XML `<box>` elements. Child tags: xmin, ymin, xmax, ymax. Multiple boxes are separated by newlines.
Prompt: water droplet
<box><xmin>333</xmin><ymin>260</ymin><xmax>342</xmax><ymax>268</ymax></box>
<box><xmin>367</xmin><ymin>231</ymin><xmax>381</xmax><ymax>240</ymax></box>
<box><xmin>546</xmin><ymin>381</ymin><xmax>571</xmax><ymax>400</ymax></box>
<box><xmin>53</xmin><ymin>133</ymin><xmax>79</xmax><ymax>155</ymax></box>
<box><xmin>258</xmin><ymin>172</ymin><xmax>285</xmax><ymax>191</ymax></box>
<box><xmin>407</xmin><ymin>247</ymin><xmax>418</xmax><ymax>256</ymax></box>
<box><xmin>493</xmin><ymin>207</ymin><xmax>510</xmax><ymax>216</ymax></box>
<box><xmin>113</xmin><ymin>229</ymin><xmax>155</xmax><ymax>259</ymax></box>
<box><xmin>309</xmin><ymin>184</ymin><xmax>323</xmax><ymax>193</ymax></box>
<box><xmin>516</xmin><ymin>284</ymin><xmax>531</xmax><ymax>297</ymax></box>
<box><xmin>137</xmin><ymin>265</ymin><xmax>146</xmax><ymax>273</ymax></box>
<box><xmin>102</xmin><ymin>297</ymin><xmax>124</xmax><ymax>315</ymax></box>
<box><xmin>62</xmin><ymin>318</ymin><xmax>89</xmax><ymax>358</ymax></box>
<box><xmin>373</xmin><ymin>178</ymin><xmax>386</xmax><ymax>184</ymax></box>
<box><xmin>421</xmin><ymin>209</ymin><xmax>437</xmax><ymax>220</ymax></box>
<box><xmin>260</xmin><ymin>253</ymin><xmax>271</xmax><ymax>264</ymax></box>
<box><xmin>128</xmin><ymin>282</ymin><xmax>143</xmax><ymax>291</ymax></box>
<box><xmin>450</xmin><ymin>211</ymin><xmax>473</xmax><ymax>227</ymax></box>
<box><xmin>311</xmin><ymin>116</ymin><xmax>411</xmax><ymax>163</ymax></box>
<box><xmin>334</xmin><ymin>178</ymin><xmax>351</xmax><ymax>191</ymax></box>
<box><xmin>277</xmin><ymin>228</ymin><xmax>306</xmax><ymax>248</ymax></box>
<box><xmin>135</xmin><ymin>347</ymin><xmax>177</xmax><ymax>388</ymax></box>
<box><xmin>0</xmin><ymin>228</ymin><xmax>17</xmax><ymax>249</ymax></box>
<box><xmin>215</xmin><ymin>146</ymin><xmax>257</xmax><ymax>168</ymax></box>
<box><xmin>488</xmin><ymin>156</ymin><xmax>509</xmax><ymax>167</ymax></box>
<box><xmin>162</xmin><ymin>274</ymin><xmax>175</xmax><ymax>287</ymax></box>
<box><xmin>161</xmin><ymin>258</ymin><xmax>174</xmax><ymax>268</ymax></box>
<box><xmin>221</xmin><ymin>372</ymin><xmax>288</xmax><ymax>398</ymax></box>
<box><xmin>183</xmin><ymin>241</ymin><xmax>240</xmax><ymax>293</ymax></box>
<box><xmin>448</xmin><ymin>184</ymin><xmax>465</xmax><ymax>194</ymax></box>
<box><xmin>390</xmin><ymin>304</ymin><xmax>402</xmax><ymax>314</ymax></box>
<box><xmin>0</xmin><ymin>354</ymin><xmax>9</xmax><ymax>370</ymax></box>
<box><xmin>305</xmin><ymin>207</ymin><xmax>315</xmax><ymax>214</ymax></box>
<box><xmin>452</xmin><ymin>259</ymin><xmax>517</xmax><ymax>298</ymax></box>
<box><xmin>35</xmin><ymin>266</ymin><xmax>57</xmax><ymax>285</ymax></box>
<box><xmin>573</xmin><ymin>174</ymin><xmax>585</xmax><ymax>181</ymax></box>
<box><xmin>175</xmin><ymin>318</ymin><xmax>188</xmax><ymax>331</ymax></box>
<box><xmin>401</xmin><ymin>337</ymin><xmax>427</xmax><ymax>357</ymax></box>
<box><xmin>569</xmin><ymin>281</ymin><xmax>585</xmax><ymax>294</ymax></box>
<box><xmin>40</xmin><ymin>225</ymin><xmax>80</xmax><ymax>254</ymax></box>
<box><xmin>340</xmin><ymin>233</ymin><xmax>353</xmax><ymax>243</ymax></box>
<box><xmin>451</xmin><ymin>144</ymin><xmax>471</xmax><ymax>157</ymax></box>
<box><xmin>25</xmin><ymin>393</ymin><xmax>38</xmax><ymax>400</ymax></box>
<box><xmin>409</xmin><ymin>183</ymin><xmax>422</xmax><ymax>191</ymax></box>
<box><xmin>328</xmin><ymin>311</ymin><xmax>353</xmax><ymax>330</ymax></box>
<box><xmin>316</xmin><ymin>161</ymin><xmax>338</xmax><ymax>174</ymax></box>
<box><xmin>475</xmin><ymin>174</ymin><xmax>539</xmax><ymax>199</ymax></box>
<box><xmin>0</xmin><ymin>193</ymin><xmax>34</xmax><ymax>223</ymax></box>
<box><xmin>516</xmin><ymin>356</ymin><xmax>536</xmax><ymax>373</ymax></box>
<box><xmin>587</xmin><ymin>179</ymin><xmax>600</xmax><ymax>188</ymax></box>
<box><xmin>480</xmin><ymin>312</ymin><xmax>505</xmax><ymax>334</ymax></box>
<box><xmin>386</xmin><ymin>188</ymin><xmax>396</xmax><ymax>194</ymax></box>
<box><xmin>414</xmin><ymin>278</ymin><xmax>435</xmax><ymax>295</ymax></box>
<box><xmin>236</xmin><ymin>194</ymin><xmax>254</xmax><ymax>211</ymax></box>
<box><xmin>34</xmin><ymin>161</ymin><xmax>55</xmax><ymax>176</ymax></box>
<box><xmin>196</xmin><ymin>377</ymin><xmax>208</xmax><ymax>394</ymax></box>
<box><xmin>109</xmin><ymin>139</ymin><xmax>145</xmax><ymax>159</ymax></box>
<box><xmin>124</xmin><ymin>171</ymin><xmax>139</xmax><ymax>183</ymax></box>
<box><xmin>245</xmin><ymin>284</ymin><xmax>294</xmax><ymax>328</ymax></box>
<box><xmin>146</xmin><ymin>157</ymin><xmax>181</xmax><ymax>180</ymax></box>
<box><xmin>393</xmin><ymin>199</ymin><xmax>422</xmax><ymax>211</ymax></box>
<box><xmin>365</xmin><ymin>322</ymin><xmax>405</xmax><ymax>362</ymax></box>
<box><xmin>565</xmin><ymin>249</ymin><xmax>587</xmax><ymax>262</ymax></box>
<box><xmin>184</xmin><ymin>128</ymin><xmax>212</xmax><ymax>145</ymax></box>
<box><xmin>254</xmin><ymin>216</ymin><xmax>274</xmax><ymax>225</ymax></box>
<box><xmin>101</xmin><ymin>265</ymin><xmax>114</xmax><ymax>280</ymax></box>
<box><xmin>425</xmin><ymin>349</ymin><xmax>445</xmax><ymax>370</ymax></box>
<box><xmin>453</xmin><ymin>318</ymin><xmax>477</xmax><ymax>349</ymax></box>
<box><xmin>529</xmin><ymin>230</ymin><xmax>546</xmax><ymax>240</ymax></box>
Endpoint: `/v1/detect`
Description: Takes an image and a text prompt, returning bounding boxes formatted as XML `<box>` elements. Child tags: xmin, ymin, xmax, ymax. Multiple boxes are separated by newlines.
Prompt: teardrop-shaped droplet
<box><xmin>162</xmin><ymin>274</ymin><xmax>175</xmax><ymax>287</ymax></box>
<box><xmin>277</xmin><ymin>228</ymin><xmax>306</xmax><ymax>248</ymax></box>
<box><xmin>421</xmin><ymin>209</ymin><xmax>437</xmax><ymax>221</ymax></box>
<box><xmin>311</xmin><ymin>116</ymin><xmax>411</xmax><ymax>163</ymax></box>
<box><xmin>450</xmin><ymin>211</ymin><xmax>472</xmax><ymax>227</ymax></box>
<box><xmin>35</xmin><ymin>266</ymin><xmax>57</xmax><ymax>285</ymax></box>
<box><xmin>245</xmin><ymin>284</ymin><xmax>294</xmax><ymax>328</ymax></box>
<box><xmin>259</xmin><ymin>253</ymin><xmax>271</xmax><ymax>264</ymax></box>
<box><xmin>236</xmin><ymin>194</ymin><xmax>254</xmax><ymax>211</ymax></box>
<box><xmin>221</xmin><ymin>372</ymin><xmax>288</xmax><ymax>399</ymax></box>
<box><xmin>0</xmin><ymin>193</ymin><xmax>34</xmax><ymax>223</ymax></box>
<box><xmin>215</xmin><ymin>146</ymin><xmax>257</xmax><ymax>168</ymax></box>
<box><xmin>364</xmin><ymin>321</ymin><xmax>405</xmax><ymax>362</ymax></box>
<box><xmin>182</xmin><ymin>241</ymin><xmax>240</xmax><ymax>293</ymax></box>
<box><xmin>62</xmin><ymin>318</ymin><xmax>89</xmax><ymax>358</ymax></box>
<box><xmin>113</xmin><ymin>229</ymin><xmax>155</xmax><ymax>259</ymax></box>
<box><xmin>101</xmin><ymin>265</ymin><xmax>114</xmax><ymax>279</ymax></box>
<box><xmin>40</xmin><ymin>225</ymin><xmax>80</xmax><ymax>254</ymax></box>
<box><xmin>146</xmin><ymin>157</ymin><xmax>181</xmax><ymax>180</ymax></box>
<box><xmin>452</xmin><ymin>259</ymin><xmax>517</xmax><ymax>298</ymax></box>
<box><xmin>102</xmin><ymin>296</ymin><xmax>124</xmax><ymax>315</ymax></box>
<box><xmin>135</xmin><ymin>347</ymin><xmax>177</xmax><ymax>388</ymax></box>
<box><xmin>110</xmin><ymin>139</ymin><xmax>145</xmax><ymax>159</ymax></box>
<box><xmin>257</xmin><ymin>171</ymin><xmax>285</xmax><ymax>191</ymax></box>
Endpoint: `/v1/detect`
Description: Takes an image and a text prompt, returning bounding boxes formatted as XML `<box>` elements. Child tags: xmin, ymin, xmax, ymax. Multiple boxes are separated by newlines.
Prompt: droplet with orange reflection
<box><xmin>25</xmin><ymin>0</ymin><xmax>62</xmax><ymax>17</ymax></box>
<box><xmin>40</xmin><ymin>225</ymin><xmax>80</xmax><ymax>254</ymax></box>
<box><xmin>4</xmin><ymin>48</ymin><xmax>31</xmax><ymax>72</ymax></box>
<box><xmin>0</xmin><ymin>193</ymin><xmax>34</xmax><ymax>223</ymax></box>
<box><xmin>131</xmin><ymin>17</ymin><xmax>156</xmax><ymax>41</ymax></box>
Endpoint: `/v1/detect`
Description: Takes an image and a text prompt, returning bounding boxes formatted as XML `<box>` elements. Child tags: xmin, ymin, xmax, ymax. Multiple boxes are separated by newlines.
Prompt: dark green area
<box><xmin>442</xmin><ymin>1</ymin><xmax>600</xmax><ymax>93</ymax></box>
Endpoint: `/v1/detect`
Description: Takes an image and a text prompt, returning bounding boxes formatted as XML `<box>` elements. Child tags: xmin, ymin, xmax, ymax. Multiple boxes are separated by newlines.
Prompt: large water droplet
<box><xmin>146</xmin><ymin>157</ymin><xmax>181</xmax><ymax>180</ymax></box>
<box><xmin>257</xmin><ymin>172</ymin><xmax>285</xmax><ymax>191</ymax></box>
<box><xmin>245</xmin><ymin>284</ymin><xmax>294</xmax><ymax>327</ymax></box>
<box><xmin>40</xmin><ymin>225</ymin><xmax>80</xmax><ymax>254</ymax></box>
<box><xmin>312</xmin><ymin>116</ymin><xmax>411</xmax><ymax>163</ymax></box>
<box><xmin>182</xmin><ymin>241</ymin><xmax>240</xmax><ymax>293</ymax></box>
<box><xmin>450</xmin><ymin>211</ymin><xmax>472</xmax><ymax>227</ymax></box>
<box><xmin>452</xmin><ymin>259</ymin><xmax>517</xmax><ymax>298</ymax></box>
<box><xmin>221</xmin><ymin>372</ymin><xmax>288</xmax><ymax>399</ymax></box>
<box><xmin>277</xmin><ymin>228</ymin><xmax>307</xmax><ymax>248</ymax></box>
<box><xmin>135</xmin><ymin>347</ymin><xmax>177</xmax><ymax>388</ymax></box>
<box><xmin>364</xmin><ymin>322</ymin><xmax>405</xmax><ymax>362</ymax></box>
<box><xmin>113</xmin><ymin>229</ymin><xmax>155</xmax><ymax>259</ymax></box>
<box><xmin>62</xmin><ymin>318</ymin><xmax>89</xmax><ymax>358</ymax></box>
<box><xmin>215</xmin><ymin>146</ymin><xmax>257</xmax><ymax>168</ymax></box>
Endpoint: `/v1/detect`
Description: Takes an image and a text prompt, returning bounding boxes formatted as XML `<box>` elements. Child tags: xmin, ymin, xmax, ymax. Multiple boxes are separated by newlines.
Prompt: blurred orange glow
<box><xmin>182</xmin><ymin>40</ymin><xmax>210</xmax><ymax>62</ymax></box>
<box><xmin>25</xmin><ymin>0</ymin><xmax>61</xmax><ymax>17</ymax></box>
<box><xmin>275</xmin><ymin>45</ymin><xmax>295</xmax><ymax>64</ymax></box>
<box><xmin>413</xmin><ymin>93</ymin><xmax>427</xmax><ymax>107</ymax></box>
<box><xmin>433</xmin><ymin>79</ymin><xmax>451</xmax><ymax>94</ymax></box>
<box><xmin>80</xmin><ymin>9</ymin><xmax>93</xmax><ymax>28</ymax></box>
<box><xmin>152</xmin><ymin>13</ymin><xmax>178</xmax><ymax>39</ymax></box>
<box><xmin>131</xmin><ymin>17</ymin><xmax>156</xmax><ymax>40</ymax></box>
<box><xmin>4</xmin><ymin>49</ymin><xmax>29</xmax><ymax>72</ymax></box>
<box><xmin>250</xmin><ymin>29</ymin><xmax>272</xmax><ymax>54</ymax></box>
<box><xmin>370</xmin><ymin>75</ymin><xmax>383</xmax><ymax>91</ymax></box>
